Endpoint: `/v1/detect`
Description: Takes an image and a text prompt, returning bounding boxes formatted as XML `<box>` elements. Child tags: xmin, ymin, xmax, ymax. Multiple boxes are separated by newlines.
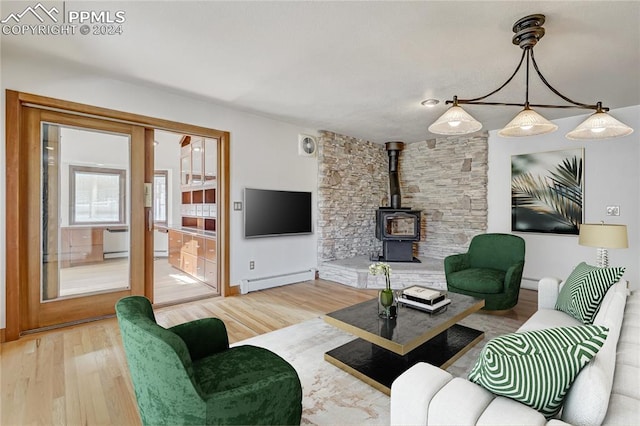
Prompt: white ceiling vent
<box><xmin>298</xmin><ymin>134</ymin><xmax>317</xmax><ymax>157</ymax></box>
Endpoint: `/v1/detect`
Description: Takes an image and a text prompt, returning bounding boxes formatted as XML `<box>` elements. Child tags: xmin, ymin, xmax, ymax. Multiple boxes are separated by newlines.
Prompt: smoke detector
<box><xmin>298</xmin><ymin>134</ymin><xmax>317</xmax><ymax>157</ymax></box>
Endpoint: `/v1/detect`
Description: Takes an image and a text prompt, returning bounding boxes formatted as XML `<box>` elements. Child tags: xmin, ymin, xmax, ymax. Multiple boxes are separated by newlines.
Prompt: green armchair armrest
<box><xmin>444</xmin><ymin>253</ymin><xmax>469</xmax><ymax>275</ymax></box>
<box><xmin>504</xmin><ymin>261</ymin><xmax>524</xmax><ymax>287</ymax></box>
<box><xmin>169</xmin><ymin>317</ymin><xmax>229</xmax><ymax>361</ymax></box>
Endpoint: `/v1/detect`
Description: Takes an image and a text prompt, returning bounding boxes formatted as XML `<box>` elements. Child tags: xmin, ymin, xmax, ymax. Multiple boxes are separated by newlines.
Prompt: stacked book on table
<box><xmin>397</xmin><ymin>286</ymin><xmax>451</xmax><ymax>314</ymax></box>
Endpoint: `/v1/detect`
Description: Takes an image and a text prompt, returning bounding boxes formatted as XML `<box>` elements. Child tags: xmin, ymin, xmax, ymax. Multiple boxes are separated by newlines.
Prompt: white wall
<box><xmin>153</xmin><ymin>130</ymin><xmax>182</xmax><ymax>254</ymax></box>
<box><xmin>488</xmin><ymin>106</ymin><xmax>639</xmax><ymax>290</ymax></box>
<box><xmin>0</xmin><ymin>50</ymin><xmax>319</xmax><ymax>328</ymax></box>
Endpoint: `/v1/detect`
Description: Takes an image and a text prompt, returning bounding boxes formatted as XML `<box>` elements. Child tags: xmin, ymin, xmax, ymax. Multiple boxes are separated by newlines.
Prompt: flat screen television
<box><xmin>244</xmin><ymin>188</ymin><xmax>313</xmax><ymax>238</ymax></box>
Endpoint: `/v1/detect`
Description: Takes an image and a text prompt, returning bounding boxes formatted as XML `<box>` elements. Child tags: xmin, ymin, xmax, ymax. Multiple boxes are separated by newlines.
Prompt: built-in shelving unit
<box><xmin>180</xmin><ymin>135</ymin><xmax>217</xmax><ymax>232</ymax></box>
<box><xmin>168</xmin><ymin>135</ymin><xmax>219</xmax><ymax>293</ymax></box>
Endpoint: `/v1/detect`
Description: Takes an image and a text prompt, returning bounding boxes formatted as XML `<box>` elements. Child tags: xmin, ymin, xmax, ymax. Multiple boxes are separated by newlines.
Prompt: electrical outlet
<box><xmin>234</xmin><ymin>202</ymin><xmax>243</xmax><ymax>211</ymax></box>
<box><xmin>249</xmin><ymin>260</ymin><xmax>255</xmax><ymax>270</ymax></box>
<box><xmin>606</xmin><ymin>205</ymin><xmax>620</xmax><ymax>216</ymax></box>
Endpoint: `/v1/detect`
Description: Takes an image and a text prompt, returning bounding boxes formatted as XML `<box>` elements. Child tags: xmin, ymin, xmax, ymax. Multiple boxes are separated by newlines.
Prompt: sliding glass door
<box><xmin>22</xmin><ymin>108</ymin><xmax>148</xmax><ymax>330</ymax></box>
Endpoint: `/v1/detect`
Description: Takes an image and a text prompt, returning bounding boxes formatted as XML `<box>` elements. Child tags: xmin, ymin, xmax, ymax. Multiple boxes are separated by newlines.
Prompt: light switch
<box><xmin>606</xmin><ymin>205</ymin><xmax>620</xmax><ymax>216</ymax></box>
<box><xmin>234</xmin><ymin>201</ymin><xmax>243</xmax><ymax>211</ymax></box>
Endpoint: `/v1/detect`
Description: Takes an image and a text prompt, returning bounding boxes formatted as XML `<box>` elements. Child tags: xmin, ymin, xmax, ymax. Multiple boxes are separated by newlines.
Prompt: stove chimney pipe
<box><xmin>385</xmin><ymin>141</ymin><xmax>404</xmax><ymax>209</ymax></box>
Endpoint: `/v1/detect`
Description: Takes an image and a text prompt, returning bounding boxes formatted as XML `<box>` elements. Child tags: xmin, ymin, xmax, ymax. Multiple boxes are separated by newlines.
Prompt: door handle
<box><xmin>148</xmin><ymin>209</ymin><xmax>153</xmax><ymax>231</ymax></box>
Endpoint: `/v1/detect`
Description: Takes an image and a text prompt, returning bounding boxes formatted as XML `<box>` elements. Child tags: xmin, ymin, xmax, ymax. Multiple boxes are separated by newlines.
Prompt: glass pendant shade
<box><xmin>428</xmin><ymin>105</ymin><xmax>482</xmax><ymax>135</ymax></box>
<box><xmin>566</xmin><ymin>111</ymin><xmax>634</xmax><ymax>140</ymax></box>
<box><xmin>498</xmin><ymin>107</ymin><xmax>558</xmax><ymax>137</ymax></box>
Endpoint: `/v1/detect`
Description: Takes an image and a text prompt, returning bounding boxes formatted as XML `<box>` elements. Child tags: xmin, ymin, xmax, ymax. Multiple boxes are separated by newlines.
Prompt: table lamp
<box><xmin>578</xmin><ymin>222</ymin><xmax>628</xmax><ymax>267</ymax></box>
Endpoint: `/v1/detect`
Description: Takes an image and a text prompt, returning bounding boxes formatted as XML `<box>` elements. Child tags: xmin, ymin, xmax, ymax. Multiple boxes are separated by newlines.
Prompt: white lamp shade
<box><xmin>428</xmin><ymin>106</ymin><xmax>482</xmax><ymax>135</ymax></box>
<box><xmin>566</xmin><ymin>111</ymin><xmax>634</xmax><ymax>140</ymax></box>
<box><xmin>498</xmin><ymin>107</ymin><xmax>558</xmax><ymax>137</ymax></box>
<box><xmin>579</xmin><ymin>223</ymin><xmax>628</xmax><ymax>249</ymax></box>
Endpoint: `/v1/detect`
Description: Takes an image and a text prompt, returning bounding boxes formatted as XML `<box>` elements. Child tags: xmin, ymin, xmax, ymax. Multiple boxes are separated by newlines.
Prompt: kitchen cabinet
<box><xmin>167</xmin><ymin>228</ymin><xmax>217</xmax><ymax>293</ymax></box>
<box><xmin>60</xmin><ymin>227</ymin><xmax>104</xmax><ymax>267</ymax></box>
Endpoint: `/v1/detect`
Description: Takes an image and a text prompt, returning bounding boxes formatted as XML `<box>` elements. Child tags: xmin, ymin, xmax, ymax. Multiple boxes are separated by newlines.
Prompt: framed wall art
<box><xmin>511</xmin><ymin>148</ymin><xmax>583</xmax><ymax>235</ymax></box>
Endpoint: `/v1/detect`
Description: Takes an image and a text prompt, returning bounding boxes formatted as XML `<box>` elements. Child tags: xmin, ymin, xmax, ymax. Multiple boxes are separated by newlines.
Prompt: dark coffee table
<box><xmin>324</xmin><ymin>292</ymin><xmax>484</xmax><ymax>395</ymax></box>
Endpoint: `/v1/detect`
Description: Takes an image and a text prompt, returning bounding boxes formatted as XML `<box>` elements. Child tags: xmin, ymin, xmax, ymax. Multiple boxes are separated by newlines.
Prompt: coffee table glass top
<box><xmin>324</xmin><ymin>291</ymin><xmax>484</xmax><ymax>355</ymax></box>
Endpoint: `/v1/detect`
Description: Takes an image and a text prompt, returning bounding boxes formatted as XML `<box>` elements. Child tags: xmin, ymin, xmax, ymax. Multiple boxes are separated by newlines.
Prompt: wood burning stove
<box><xmin>375</xmin><ymin>142</ymin><xmax>421</xmax><ymax>262</ymax></box>
<box><xmin>376</xmin><ymin>208</ymin><xmax>421</xmax><ymax>261</ymax></box>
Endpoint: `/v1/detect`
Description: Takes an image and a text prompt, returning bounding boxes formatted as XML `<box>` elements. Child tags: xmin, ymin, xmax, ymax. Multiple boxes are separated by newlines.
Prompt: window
<box><xmin>154</xmin><ymin>170</ymin><xmax>168</xmax><ymax>224</ymax></box>
<box><xmin>70</xmin><ymin>165</ymin><xmax>126</xmax><ymax>225</ymax></box>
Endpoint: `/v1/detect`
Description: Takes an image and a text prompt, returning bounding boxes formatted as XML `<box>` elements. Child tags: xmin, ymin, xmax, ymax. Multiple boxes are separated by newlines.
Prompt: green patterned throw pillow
<box><xmin>555</xmin><ymin>262</ymin><xmax>625</xmax><ymax>324</ymax></box>
<box><xmin>468</xmin><ymin>325</ymin><xmax>609</xmax><ymax>419</ymax></box>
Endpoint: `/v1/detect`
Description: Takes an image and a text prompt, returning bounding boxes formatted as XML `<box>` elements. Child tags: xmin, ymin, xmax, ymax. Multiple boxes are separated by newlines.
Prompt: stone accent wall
<box><xmin>317</xmin><ymin>131</ymin><xmax>388</xmax><ymax>262</ymax></box>
<box><xmin>400</xmin><ymin>133</ymin><xmax>489</xmax><ymax>258</ymax></box>
<box><xmin>317</xmin><ymin>130</ymin><xmax>488</xmax><ymax>264</ymax></box>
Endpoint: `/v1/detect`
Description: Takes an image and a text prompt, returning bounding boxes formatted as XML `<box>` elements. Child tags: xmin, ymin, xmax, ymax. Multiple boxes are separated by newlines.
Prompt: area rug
<box><xmin>233</xmin><ymin>312</ymin><xmax>522</xmax><ymax>425</ymax></box>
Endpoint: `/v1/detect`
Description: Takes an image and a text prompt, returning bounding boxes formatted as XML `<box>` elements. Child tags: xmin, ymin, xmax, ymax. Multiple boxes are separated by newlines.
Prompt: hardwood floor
<box><xmin>0</xmin><ymin>280</ymin><xmax>537</xmax><ymax>425</ymax></box>
<box><xmin>153</xmin><ymin>257</ymin><xmax>218</xmax><ymax>305</ymax></box>
<box><xmin>53</xmin><ymin>257</ymin><xmax>219</xmax><ymax>305</ymax></box>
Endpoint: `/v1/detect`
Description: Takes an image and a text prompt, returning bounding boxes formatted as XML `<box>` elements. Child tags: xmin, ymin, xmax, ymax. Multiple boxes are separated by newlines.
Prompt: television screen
<box><xmin>244</xmin><ymin>188</ymin><xmax>313</xmax><ymax>238</ymax></box>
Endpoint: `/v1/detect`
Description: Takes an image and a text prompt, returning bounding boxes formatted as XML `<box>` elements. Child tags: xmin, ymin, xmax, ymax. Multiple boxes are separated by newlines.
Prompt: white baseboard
<box><xmin>240</xmin><ymin>269</ymin><xmax>316</xmax><ymax>294</ymax></box>
<box><xmin>521</xmin><ymin>277</ymin><xmax>539</xmax><ymax>291</ymax></box>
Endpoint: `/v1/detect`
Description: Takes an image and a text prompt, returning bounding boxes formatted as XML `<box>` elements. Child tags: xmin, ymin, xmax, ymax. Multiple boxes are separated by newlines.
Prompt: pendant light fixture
<box><xmin>428</xmin><ymin>14</ymin><xmax>634</xmax><ymax>139</ymax></box>
<box><xmin>426</xmin><ymin>97</ymin><xmax>482</xmax><ymax>135</ymax></box>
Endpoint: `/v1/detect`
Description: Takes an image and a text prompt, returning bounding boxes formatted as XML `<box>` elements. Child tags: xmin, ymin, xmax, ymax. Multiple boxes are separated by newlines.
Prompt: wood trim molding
<box><xmin>16</xmin><ymin>91</ymin><xmax>227</xmax><ymax>139</ymax></box>
<box><xmin>226</xmin><ymin>285</ymin><xmax>240</xmax><ymax>297</ymax></box>
<box><xmin>218</xmin><ymin>131</ymin><xmax>232</xmax><ymax>297</ymax></box>
<box><xmin>144</xmin><ymin>128</ymin><xmax>155</xmax><ymax>300</ymax></box>
<box><xmin>5</xmin><ymin>90</ymin><xmax>23</xmax><ymax>341</ymax></box>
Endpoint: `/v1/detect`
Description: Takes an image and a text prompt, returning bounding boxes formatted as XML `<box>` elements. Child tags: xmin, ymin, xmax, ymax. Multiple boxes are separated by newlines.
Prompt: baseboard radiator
<box><xmin>104</xmin><ymin>251</ymin><xmax>128</xmax><ymax>259</ymax></box>
<box><xmin>105</xmin><ymin>250</ymin><xmax>167</xmax><ymax>259</ymax></box>
<box><xmin>240</xmin><ymin>269</ymin><xmax>316</xmax><ymax>294</ymax></box>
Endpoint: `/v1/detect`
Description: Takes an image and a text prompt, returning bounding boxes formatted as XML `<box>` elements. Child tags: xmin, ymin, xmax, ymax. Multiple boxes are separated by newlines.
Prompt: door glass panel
<box><xmin>180</xmin><ymin>147</ymin><xmax>190</xmax><ymax>186</ymax></box>
<box><xmin>41</xmin><ymin>124</ymin><xmax>131</xmax><ymax>301</ymax></box>
<box><xmin>191</xmin><ymin>138</ymin><xmax>203</xmax><ymax>185</ymax></box>
<box><xmin>204</xmin><ymin>138</ymin><xmax>217</xmax><ymax>184</ymax></box>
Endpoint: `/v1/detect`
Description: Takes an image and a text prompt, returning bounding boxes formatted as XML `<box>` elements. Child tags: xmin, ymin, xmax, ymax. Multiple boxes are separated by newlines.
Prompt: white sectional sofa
<box><xmin>390</xmin><ymin>277</ymin><xmax>639</xmax><ymax>425</ymax></box>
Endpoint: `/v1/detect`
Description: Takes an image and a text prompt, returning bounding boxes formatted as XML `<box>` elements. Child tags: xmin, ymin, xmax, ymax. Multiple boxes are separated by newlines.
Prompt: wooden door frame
<box><xmin>4</xmin><ymin>90</ymin><xmax>233</xmax><ymax>341</ymax></box>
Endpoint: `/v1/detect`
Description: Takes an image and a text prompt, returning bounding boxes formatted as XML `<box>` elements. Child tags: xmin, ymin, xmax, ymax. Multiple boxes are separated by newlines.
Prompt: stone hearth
<box><xmin>319</xmin><ymin>255</ymin><xmax>446</xmax><ymax>290</ymax></box>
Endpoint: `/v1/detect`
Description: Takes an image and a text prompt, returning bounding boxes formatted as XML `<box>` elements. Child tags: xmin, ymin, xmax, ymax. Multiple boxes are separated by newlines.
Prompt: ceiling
<box><xmin>2</xmin><ymin>1</ymin><xmax>639</xmax><ymax>143</ymax></box>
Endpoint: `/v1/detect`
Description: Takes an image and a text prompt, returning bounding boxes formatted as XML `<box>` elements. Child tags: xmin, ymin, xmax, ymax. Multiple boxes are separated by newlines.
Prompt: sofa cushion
<box><xmin>447</xmin><ymin>268</ymin><xmax>505</xmax><ymax>293</ymax></box>
<box><xmin>429</xmin><ymin>377</ymin><xmax>497</xmax><ymax>425</ymax></box>
<box><xmin>468</xmin><ymin>325</ymin><xmax>609</xmax><ymax>419</ymax></box>
<box><xmin>555</xmin><ymin>262</ymin><xmax>625</xmax><ymax>324</ymax></box>
<box><xmin>390</xmin><ymin>362</ymin><xmax>458</xmax><ymax>425</ymax></box>
<box><xmin>517</xmin><ymin>309</ymin><xmax>582</xmax><ymax>333</ymax></box>
<box><xmin>477</xmin><ymin>396</ymin><xmax>548</xmax><ymax>426</ymax></box>
<box><xmin>602</xmin><ymin>290</ymin><xmax>640</xmax><ymax>425</ymax></box>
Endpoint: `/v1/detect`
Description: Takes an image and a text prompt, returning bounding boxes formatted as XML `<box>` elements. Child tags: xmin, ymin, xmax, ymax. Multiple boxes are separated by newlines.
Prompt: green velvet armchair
<box><xmin>115</xmin><ymin>296</ymin><xmax>302</xmax><ymax>425</ymax></box>
<box><xmin>444</xmin><ymin>233</ymin><xmax>525</xmax><ymax>311</ymax></box>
